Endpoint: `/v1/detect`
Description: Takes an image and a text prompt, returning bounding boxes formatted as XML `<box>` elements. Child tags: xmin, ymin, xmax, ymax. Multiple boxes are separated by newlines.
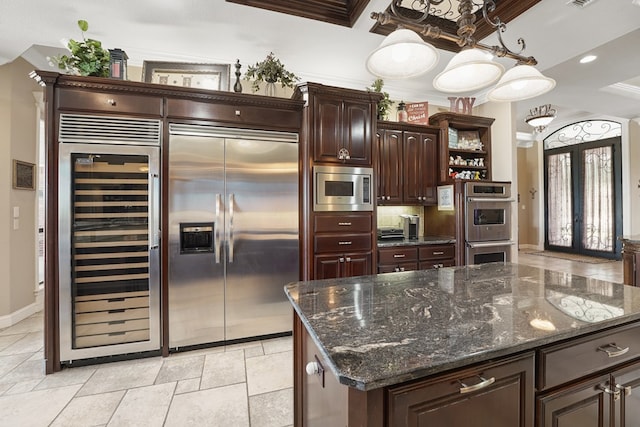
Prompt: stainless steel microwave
<box><xmin>314</xmin><ymin>165</ymin><xmax>373</xmax><ymax>212</ymax></box>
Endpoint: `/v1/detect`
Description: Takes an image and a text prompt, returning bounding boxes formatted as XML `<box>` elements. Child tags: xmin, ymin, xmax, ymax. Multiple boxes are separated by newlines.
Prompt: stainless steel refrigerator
<box><xmin>58</xmin><ymin>114</ymin><xmax>162</xmax><ymax>363</ymax></box>
<box><xmin>168</xmin><ymin>124</ymin><xmax>299</xmax><ymax>348</ymax></box>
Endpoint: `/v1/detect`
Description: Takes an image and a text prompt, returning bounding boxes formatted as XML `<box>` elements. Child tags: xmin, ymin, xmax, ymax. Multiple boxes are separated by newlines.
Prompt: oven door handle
<box><xmin>467</xmin><ymin>197</ymin><xmax>516</xmax><ymax>203</ymax></box>
<box><xmin>467</xmin><ymin>241</ymin><xmax>515</xmax><ymax>249</ymax></box>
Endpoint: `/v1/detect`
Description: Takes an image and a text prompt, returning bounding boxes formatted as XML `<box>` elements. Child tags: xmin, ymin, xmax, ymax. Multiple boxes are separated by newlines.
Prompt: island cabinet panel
<box><xmin>621</xmin><ymin>239</ymin><xmax>640</xmax><ymax>286</ymax></box>
<box><xmin>387</xmin><ymin>352</ymin><xmax>534</xmax><ymax>427</ymax></box>
<box><xmin>57</xmin><ymin>88</ymin><xmax>163</xmax><ymax>117</ymax></box>
<box><xmin>313</xmin><ymin>95</ymin><xmax>373</xmax><ymax>165</ymax></box>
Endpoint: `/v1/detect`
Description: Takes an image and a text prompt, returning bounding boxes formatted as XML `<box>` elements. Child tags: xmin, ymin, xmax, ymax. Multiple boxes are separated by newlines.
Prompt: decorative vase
<box><xmin>264</xmin><ymin>80</ymin><xmax>276</xmax><ymax>97</ymax></box>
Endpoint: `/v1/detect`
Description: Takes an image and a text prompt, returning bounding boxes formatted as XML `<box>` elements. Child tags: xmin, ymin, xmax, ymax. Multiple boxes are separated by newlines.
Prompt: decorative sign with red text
<box><xmin>406</xmin><ymin>102</ymin><xmax>429</xmax><ymax>125</ymax></box>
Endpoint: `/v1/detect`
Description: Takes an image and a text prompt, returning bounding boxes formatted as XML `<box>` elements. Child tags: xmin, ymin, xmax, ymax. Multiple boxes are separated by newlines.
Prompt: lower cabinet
<box><xmin>314</xmin><ymin>252</ymin><xmax>372</xmax><ymax>280</ymax></box>
<box><xmin>378</xmin><ymin>243</ymin><xmax>455</xmax><ymax>273</ymax></box>
<box><xmin>388</xmin><ymin>352</ymin><xmax>534</xmax><ymax>427</ymax></box>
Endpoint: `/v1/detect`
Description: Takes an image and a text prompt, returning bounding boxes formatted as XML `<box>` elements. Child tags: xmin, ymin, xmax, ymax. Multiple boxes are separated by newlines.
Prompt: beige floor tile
<box><xmin>0</xmin><ymin>334</ymin><xmax>25</xmax><ymax>352</ymax></box>
<box><xmin>0</xmin><ymin>332</ymin><xmax>44</xmax><ymax>356</ymax></box>
<box><xmin>50</xmin><ymin>390</ymin><xmax>125</xmax><ymax>427</ymax></box>
<box><xmin>0</xmin><ymin>382</ymin><xmax>13</xmax><ymax>395</ymax></box>
<box><xmin>200</xmin><ymin>349</ymin><xmax>246</xmax><ymax>390</ymax></box>
<box><xmin>175</xmin><ymin>377</ymin><xmax>200</xmax><ymax>394</ymax></box>
<box><xmin>0</xmin><ymin>359</ymin><xmax>45</xmax><ymax>385</ymax></box>
<box><xmin>108</xmin><ymin>382</ymin><xmax>175</xmax><ymax>427</ymax></box>
<box><xmin>246</xmin><ymin>351</ymin><xmax>293</xmax><ymax>396</ymax></box>
<box><xmin>78</xmin><ymin>359</ymin><xmax>162</xmax><ymax>396</ymax></box>
<box><xmin>0</xmin><ymin>384</ymin><xmax>81</xmax><ymax>426</ymax></box>
<box><xmin>0</xmin><ymin>316</ymin><xmax>43</xmax><ymax>336</ymax></box>
<box><xmin>0</xmin><ymin>352</ymin><xmax>32</xmax><ymax>378</ymax></box>
<box><xmin>244</xmin><ymin>344</ymin><xmax>265</xmax><ymax>358</ymax></box>
<box><xmin>164</xmin><ymin>383</ymin><xmax>249</xmax><ymax>427</ymax></box>
<box><xmin>4</xmin><ymin>379</ymin><xmax>42</xmax><ymax>395</ymax></box>
<box><xmin>34</xmin><ymin>365</ymin><xmax>96</xmax><ymax>391</ymax></box>
<box><xmin>155</xmin><ymin>354</ymin><xmax>204</xmax><ymax>384</ymax></box>
<box><xmin>249</xmin><ymin>387</ymin><xmax>293</xmax><ymax>427</ymax></box>
<box><xmin>262</xmin><ymin>336</ymin><xmax>293</xmax><ymax>355</ymax></box>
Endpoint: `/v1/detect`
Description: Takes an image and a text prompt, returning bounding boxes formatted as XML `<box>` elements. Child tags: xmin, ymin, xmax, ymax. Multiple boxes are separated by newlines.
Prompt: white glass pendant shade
<box><xmin>488</xmin><ymin>64</ymin><xmax>556</xmax><ymax>102</ymax></box>
<box><xmin>366</xmin><ymin>28</ymin><xmax>439</xmax><ymax>79</ymax></box>
<box><xmin>526</xmin><ymin>115</ymin><xmax>554</xmax><ymax>128</ymax></box>
<box><xmin>433</xmin><ymin>48</ymin><xmax>504</xmax><ymax>93</ymax></box>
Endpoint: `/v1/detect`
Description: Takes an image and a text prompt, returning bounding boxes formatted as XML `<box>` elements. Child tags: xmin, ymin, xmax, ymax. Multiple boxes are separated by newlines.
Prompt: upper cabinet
<box><xmin>295</xmin><ymin>83</ymin><xmax>381</xmax><ymax>166</ymax></box>
<box><xmin>377</xmin><ymin>122</ymin><xmax>439</xmax><ymax>206</ymax></box>
<box><xmin>429</xmin><ymin>112</ymin><xmax>495</xmax><ymax>183</ymax></box>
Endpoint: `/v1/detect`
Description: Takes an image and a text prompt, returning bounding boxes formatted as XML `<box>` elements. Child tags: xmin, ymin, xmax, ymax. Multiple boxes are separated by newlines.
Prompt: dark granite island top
<box><xmin>285</xmin><ymin>262</ymin><xmax>640</xmax><ymax>392</ymax></box>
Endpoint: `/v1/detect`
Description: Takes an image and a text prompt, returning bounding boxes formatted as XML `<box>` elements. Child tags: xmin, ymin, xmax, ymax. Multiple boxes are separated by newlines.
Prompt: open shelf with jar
<box><xmin>429</xmin><ymin>112</ymin><xmax>494</xmax><ymax>182</ymax></box>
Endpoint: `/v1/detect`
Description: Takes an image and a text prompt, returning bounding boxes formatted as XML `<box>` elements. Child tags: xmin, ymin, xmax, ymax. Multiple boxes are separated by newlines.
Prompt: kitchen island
<box><xmin>285</xmin><ymin>262</ymin><xmax>640</xmax><ymax>426</ymax></box>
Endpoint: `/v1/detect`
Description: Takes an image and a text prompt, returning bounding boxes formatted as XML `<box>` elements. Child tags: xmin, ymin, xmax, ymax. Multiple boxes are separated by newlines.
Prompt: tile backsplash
<box><xmin>377</xmin><ymin>206</ymin><xmax>424</xmax><ymax>236</ymax></box>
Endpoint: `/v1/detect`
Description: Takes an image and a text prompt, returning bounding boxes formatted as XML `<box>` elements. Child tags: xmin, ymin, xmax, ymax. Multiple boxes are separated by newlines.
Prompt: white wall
<box><xmin>0</xmin><ymin>57</ymin><xmax>42</xmax><ymax>325</ymax></box>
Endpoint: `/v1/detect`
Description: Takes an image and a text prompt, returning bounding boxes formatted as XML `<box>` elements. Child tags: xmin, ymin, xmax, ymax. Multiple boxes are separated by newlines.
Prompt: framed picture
<box><xmin>142</xmin><ymin>61</ymin><xmax>230</xmax><ymax>91</ymax></box>
<box><xmin>437</xmin><ymin>184</ymin><xmax>454</xmax><ymax>211</ymax></box>
<box><xmin>13</xmin><ymin>160</ymin><xmax>36</xmax><ymax>190</ymax></box>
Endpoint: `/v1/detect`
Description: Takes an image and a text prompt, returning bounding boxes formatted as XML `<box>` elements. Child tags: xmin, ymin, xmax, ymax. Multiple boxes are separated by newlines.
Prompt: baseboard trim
<box><xmin>519</xmin><ymin>244</ymin><xmax>543</xmax><ymax>251</ymax></box>
<box><xmin>0</xmin><ymin>296</ymin><xmax>44</xmax><ymax>329</ymax></box>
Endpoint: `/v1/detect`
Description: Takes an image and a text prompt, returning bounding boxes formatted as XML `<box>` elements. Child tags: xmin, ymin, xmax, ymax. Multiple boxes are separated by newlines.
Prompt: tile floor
<box><xmin>0</xmin><ymin>251</ymin><xmax>623</xmax><ymax>426</ymax></box>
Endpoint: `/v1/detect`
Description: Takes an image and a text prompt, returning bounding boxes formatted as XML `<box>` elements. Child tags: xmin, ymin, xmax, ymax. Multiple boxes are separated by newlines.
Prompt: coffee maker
<box><xmin>400</xmin><ymin>214</ymin><xmax>420</xmax><ymax>240</ymax></box>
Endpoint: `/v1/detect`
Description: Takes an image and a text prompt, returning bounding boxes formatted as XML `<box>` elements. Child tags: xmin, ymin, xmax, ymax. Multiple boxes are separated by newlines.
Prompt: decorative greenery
<box><xmin>244</xmin><ymin>52</ymin><xmax>300</xmax><ymax>92</ymax></box>
<box><xmin>52</xmin><ymin>20</ymin><xmax>110</xmax><ymax>77</ymax></box>
<box><xmin>367</xmin><ymin>78</ymin><xmax>392</xmax><ymax>120</ymax></box>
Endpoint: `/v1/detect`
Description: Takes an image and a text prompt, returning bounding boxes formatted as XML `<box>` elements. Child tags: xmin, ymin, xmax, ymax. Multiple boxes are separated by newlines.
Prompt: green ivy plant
<box><xmin>367</xmin><ymin>78</ymin><xmax>392</xmax><ymax>120</ymax></box>
<box><xmin>244</xmin><ymin>52</ymin><xmax>300</xmax><ymax>92</ymax></box>
<box><xmin>53</xmin><ymin>20</ymin><xmax>110</xmax><ymax>77</ymax></box>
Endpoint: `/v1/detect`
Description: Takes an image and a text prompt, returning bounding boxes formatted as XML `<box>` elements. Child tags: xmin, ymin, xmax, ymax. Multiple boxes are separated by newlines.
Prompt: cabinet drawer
<box><xmin>378</xmin><ymin>247</ymin><xmax>418</xmax><ymax>264</ymax></box>
<box><xmin>419</xmin><ymin>259</ymin><xmax>455</xmax><ymax>270</ymax></box>
<box><xmin>378</xmin><ymin>262</ymin><xmax>418</xmax><ymax>273</ymax></box>
<box><xmin>314</xmin><ymin>214</ymin><xmax>372</xmax><ymax>233</ymax></box>
<box><xmin>314</xmin><ymin>234</ymin><xmax>371</xmax><ymax>253</ymax></box>
<box><xmin>166</xmin><ymin>98</ymin><xmax>301</xmax><ymax>129</ymax></box>
<box><xmin>538</xmin><ymin>322</ymin><xmax>640</xmax><ymax>390</ymax></box>
<box><xmin>419</xmin><ymin>244</ymin><xmax>455</xmax><ymax>261</ymax></box>
<box><xmin>57</xmin><ymin>88</ymin><xmax>163</xmax><ymax>116</ymax></box>
<box><xmin>75</xmin><ymin>318</ymin><xmax>150</xmax><ymax>336</ymax></box>
<box><xmin>75</xmin><ymin>329</ymin><xmax>150</xmax><ymax>348</ymax></box>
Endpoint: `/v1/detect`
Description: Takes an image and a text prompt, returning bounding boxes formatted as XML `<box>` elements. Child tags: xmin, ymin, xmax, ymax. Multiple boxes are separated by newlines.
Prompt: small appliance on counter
<box><xmin>377</xmin><ymin>227</ymin><xmax>405</xmax><ymax>241</ymax></box>
<box><xmin>401</xmin><ymin>214</ymin><xmax>420</xmax><ymax>240</ymax></box>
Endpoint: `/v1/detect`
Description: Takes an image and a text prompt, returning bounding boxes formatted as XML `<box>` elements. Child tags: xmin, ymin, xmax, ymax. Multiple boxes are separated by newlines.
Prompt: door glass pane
<box><xmin>582</xmin><ymin>146</ymin><xmax>613</xmax><ymax>252</ymax></box>
<box><xmin>71</xmin><ymin>153</ymin><xmax>151</xmax><ymax>349</ymax></box>
<box><xmin>547</xmin><ymin>153</ymin><xmax>573</xmax><ymax>247</ymax></box>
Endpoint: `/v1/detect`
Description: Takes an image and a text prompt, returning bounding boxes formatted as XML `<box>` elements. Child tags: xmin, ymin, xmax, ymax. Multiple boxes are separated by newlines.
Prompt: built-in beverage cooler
<box><xmin>58</xmin><ymin>114</ymin><xmax>161</xmax><ymax>363</ymax></box>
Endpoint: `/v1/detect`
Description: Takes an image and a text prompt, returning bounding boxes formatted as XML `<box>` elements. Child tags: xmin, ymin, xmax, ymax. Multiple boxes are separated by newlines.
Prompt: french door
<box><xmin>544</xmin><ymin>137</ymin><xmax>622</xmax><ymax>259</ymax></box>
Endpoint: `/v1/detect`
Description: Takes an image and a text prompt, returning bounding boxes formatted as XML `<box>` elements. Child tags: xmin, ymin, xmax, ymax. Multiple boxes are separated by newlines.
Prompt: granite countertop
<box><xmin>620</xmin><ymin>235</ymin><xmax>640</xmax><ymax>244</ymax></box>
<box><xmin>285</xmin><ymin>263</ymin><xmax>640</xmax><ymax>391</ymax></box>
<box><xmin>377</xmin><ymin>235</ymin><xmax>456</xmax><ymax>247</ymax></box>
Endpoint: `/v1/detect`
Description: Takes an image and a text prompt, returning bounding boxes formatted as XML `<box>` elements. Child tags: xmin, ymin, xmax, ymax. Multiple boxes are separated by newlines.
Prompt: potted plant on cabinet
<box><xmin>52</xmin><ymin>20</ymin><xmax>110</xmax><ymax>77</ymax></box>
<box><xmin>367</xmin><ymin>78</ymin><xmax>391</xmax><ymax>120</ymax></box>
<box><xmin>244</xmin><ymin>52</ymin><xmax>300</xmax><ymax>96</ymax></box>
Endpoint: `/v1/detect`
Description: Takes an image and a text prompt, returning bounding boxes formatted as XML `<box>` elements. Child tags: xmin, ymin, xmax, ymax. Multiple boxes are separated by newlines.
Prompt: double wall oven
<box><xmin>465</xmin><ymin>181</ymin><xmax>515</xmax><ymax>264</ymax></box>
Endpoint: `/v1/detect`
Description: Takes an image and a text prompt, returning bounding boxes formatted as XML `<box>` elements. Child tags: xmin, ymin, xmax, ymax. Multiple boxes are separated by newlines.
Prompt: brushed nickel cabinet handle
<box><xmin>458</xmin><ymin>376</ymin><xmax>495</xmax><ymax>394</ymax></box>
<box><xmin>338</xmin><ymin>222</ymin><xmax>352</xmax><ymax>226</ymax></box>
<box><xmin>597</xmin><ymin>343</ymin><xmax>629</xmax><ymax>358</ymax></box>
<box><xmin>433</xmin><ymin>251</ymin><xmax>444</xmax><ymax>255</ymax></box>
<box><xmin>106</xmin><ymin>98</ymin><xmax>116</xmax><ymax>106</ymax></box>
<box><xmin>338</xmin><ymin>241</ymin><xmax>352</xmax><ymax>245</ymax></box>
<box><xmin>393</xmin><ymin>254</ymin><xmax>406</xmax><ymax>258</ymax></box>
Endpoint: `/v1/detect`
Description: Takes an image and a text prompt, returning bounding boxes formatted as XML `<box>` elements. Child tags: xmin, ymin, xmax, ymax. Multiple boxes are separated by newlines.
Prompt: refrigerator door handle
<box><xmin>149</xmin><ymin>173</ymin><xmax>160</xmax><ymax>249</ymax></box>
<box><xmin>229</xmin><ymin>193</ymin><xmax>235</xmax><ymax>263</ymax></box>
<box><xmin>215</xmin><ymin>193</ymin><xmax>222</xmax><ymax>264</ymax></box>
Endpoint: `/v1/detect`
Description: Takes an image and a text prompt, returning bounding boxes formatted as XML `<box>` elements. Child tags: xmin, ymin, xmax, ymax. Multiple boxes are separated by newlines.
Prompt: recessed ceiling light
<box><xmin>580</xmin><ymin>55</ymin><xmax>597</xmax><ymax>64</ymax></box>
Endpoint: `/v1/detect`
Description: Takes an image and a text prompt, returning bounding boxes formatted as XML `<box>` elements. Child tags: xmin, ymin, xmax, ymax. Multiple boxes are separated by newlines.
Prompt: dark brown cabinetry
<box><xmin>388</xmin><ymin>352</ymin><xmax>534</xmax><ymax>427</ymax></box>
<box><xmin>429</xmin><ymin>112</ymin><xmax>494</xmax><ymax>183</ymax></box>
<box><xmin>378</xmin><ymin>243</ymin><xmax>455</xmax><ymax>273</ymax></box>
<box><xmin>311</xmin><ymin>94</ymin><xmax>375</xmax><ymax>165</ymax></box>
<box><xmin>621</xmin><ymin>239</ymin><xmax>640</xmax><ymax>286</ymax></box>
<box><xmin>537</xmin><ymin>322</ymin><xmax>640</xmax><ymax>427</ymax></box>
<box><xmin>377</xmin><ymin>122</ymin><xmax>438</xmax><ymax>206</ymax></box>
<box><xmin>314</xmin><ymin>213</ymin><xmax>373</xmax><ymax>280</ymax></box>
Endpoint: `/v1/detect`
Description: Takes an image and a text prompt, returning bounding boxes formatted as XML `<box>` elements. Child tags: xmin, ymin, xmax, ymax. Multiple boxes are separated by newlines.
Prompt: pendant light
<box><xmin>487</xmin><ymin>64</ymin><xmax>556</xmax><ymax>102</ymax></box>
<box><xmin>433</xmin><ymin>48</ymin><xmax>504</xmax><ymax>93</ymax></box>
<box><xmin>366</xmin><ymin>27</ymin><xmax>439</xmax><ymax>79</ymax></box>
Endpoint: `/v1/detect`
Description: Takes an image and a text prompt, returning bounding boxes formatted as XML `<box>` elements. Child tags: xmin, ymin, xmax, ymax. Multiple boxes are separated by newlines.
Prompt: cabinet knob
<box><xmin>106</xmin><ymin>98</ymin><xmax>116</xmax><ymax>106</ymax></box>
<box><xmin>345</xmin><ymin>257</ymin><xmax>351</xmax><ymax>262</ymax></box>
<box><xmin>306</xmin><ymin>361</ymin><xmax>321</xmax><ymax>376</ymax></box>
<box><xmin>386</xmin><ymin>196</ymin><xmax>391</xmax><ymax>200</ymax></box>
<box><xmin>235</xmin><ymin>110</ymin><xmax>241</xmax><ymax>116</ymax></box>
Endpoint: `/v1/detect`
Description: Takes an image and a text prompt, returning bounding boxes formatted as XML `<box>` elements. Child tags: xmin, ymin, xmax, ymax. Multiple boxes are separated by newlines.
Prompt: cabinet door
<box><xmin>388</xmin><ymin>353</ymin><xmax>534</xmax><ymax>427</ymax></box>
<box><xmin>313</xmin><ymin>96</ymin><xmax>343</xmax><ymax>164</ymax></box>
<box><xmin>314</xmin><ymin>254</ymin><xmax>343</xmax><ymax>280</ymax></box>
<box><xmin>613</xmin><ymin>362</ymin><xmax>640</xmax><ymax>427</ymax></box>
<box><xmin>378</xmin><ymin>129</ymin><xmax>402</xmax><ymax>204</ymax></box>
<box><xmin>342</xmin><ymin>100</ymin><xmax>372</xmax><ymax>165</ymax></box>
<box><xmin>538</xmin><ymin>374</ymin><xmax>610</xmax><ymax>427</ymax></box>
<box><xmin>403</xmin><ymin>132</ymin><xmax>437</xmax><ymax>205</ymax></box>
<box><xmin>344</xmin><ymin>251</ymin><xmax>372</xmax><ymax>277</ymax></box>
